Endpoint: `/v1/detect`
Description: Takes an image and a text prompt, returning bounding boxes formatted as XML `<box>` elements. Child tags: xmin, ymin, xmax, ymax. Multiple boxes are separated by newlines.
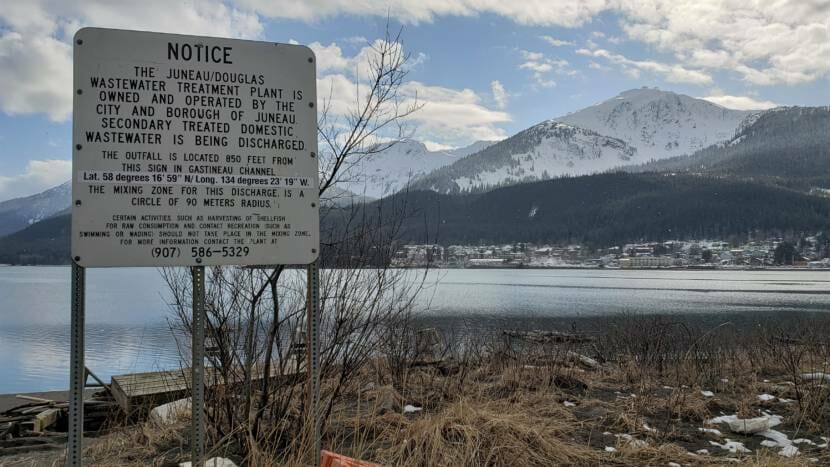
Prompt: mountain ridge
<box><xmin>0</xmin><ymin>181</ymin><xmax>70</xmax><ymax>237</ymax></box>
<box><xmin>412</xmin><ymin>88</ymin><xmax>759</xmax><ymax>193</ymax></box>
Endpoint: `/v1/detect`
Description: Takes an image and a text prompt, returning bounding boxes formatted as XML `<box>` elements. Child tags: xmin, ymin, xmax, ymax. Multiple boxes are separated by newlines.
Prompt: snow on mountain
<box><xmin>556</xmin><ymin>88</ymin><xmax>754</xmax><ymax>161</ymax></box>
<box><xmin>415</xmin><ymin>121</ymin><xmax>637</xmax><ymax>193</ymax></box>
<box><xmin>339</xmin><ymin>139</ymin><xmax>497</xmax><ymax>198</ymax></box>
<box><xmin>0</xmin><ymin>181</ymin><xmax>71</xmax><ymax>237</ymax></box>
<box><xmin>413</xmin><ymin>88</ymin><xmax>757</xmax><ymax>193</ymax></box>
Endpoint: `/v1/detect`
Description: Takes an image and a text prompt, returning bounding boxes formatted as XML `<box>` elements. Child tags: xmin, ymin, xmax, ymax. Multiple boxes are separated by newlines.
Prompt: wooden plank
<box><xmin>33</xmin><ymin>408</ymin><xmax>60</xmax><ymax>432</ymax></box>
<box><xmin>110</xmin><ymin>360</ymin><xmax>303</xmax><ymax>414</ymax></box>
<box><xmin>15</xmin><ymin>395</ymin><xmax>55</xmax><ymax>404</ymax></box>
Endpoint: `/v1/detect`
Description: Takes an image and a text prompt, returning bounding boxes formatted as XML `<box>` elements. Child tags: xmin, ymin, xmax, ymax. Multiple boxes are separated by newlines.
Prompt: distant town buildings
<box><xmin>391</xmin><ymin>234</ymin><xmax>830</xmax><ymax>269</ymax></box>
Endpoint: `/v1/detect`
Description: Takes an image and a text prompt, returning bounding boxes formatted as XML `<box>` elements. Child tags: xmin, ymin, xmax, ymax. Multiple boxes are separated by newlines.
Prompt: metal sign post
<box><xmin>66</xmin><ymin>262</ymin><xmax>86</xmax><ymax>467</ymax></box>
<box><xmin>191</xmin><ymin>266</ymin><xmax>206</xmax><ymax>466</ymax></box>
<box><xmin>306</xmin><ymin>260</ymin><xmax>321</xmax><ymax>466</ymax></box>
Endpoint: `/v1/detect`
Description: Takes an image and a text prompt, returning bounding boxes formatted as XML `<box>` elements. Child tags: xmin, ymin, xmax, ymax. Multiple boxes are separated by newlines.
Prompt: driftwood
<box><xmin>503</xmin><ymin>329</ymin><xmax>596</xmax><ymax>344</ymax></box>
<box><xmin>565</xmin><ymin>351</ymin><xmax>599</xmax><ymax>369</ymax></box>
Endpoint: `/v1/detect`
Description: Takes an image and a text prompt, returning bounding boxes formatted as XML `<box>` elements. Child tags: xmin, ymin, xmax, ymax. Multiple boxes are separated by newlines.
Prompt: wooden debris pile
<box><xmin>502</xmin><ymin>329</ymin><xmax>601</xmax><ymax>369</ymax></box>
<box><xmin>0</xmin><ymin>393</ymin><xmax>118</xmax><ymax>456</ymax></box>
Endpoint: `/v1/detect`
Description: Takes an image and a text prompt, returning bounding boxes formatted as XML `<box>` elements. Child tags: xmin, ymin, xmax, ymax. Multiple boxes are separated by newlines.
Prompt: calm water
<box><xmin>1</xmin><ymin>266</ymin><xmax>828</xmax><ymax>393</ymax></box>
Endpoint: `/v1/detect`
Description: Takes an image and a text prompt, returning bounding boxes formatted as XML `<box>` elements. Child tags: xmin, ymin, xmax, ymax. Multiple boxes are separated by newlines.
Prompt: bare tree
<box><xmin>162</xmin><ymin>22</ymin><xmax>431</xmax><ymax>458</ymax></box>
<box><xmin>317</xmin><ymin>26</ymin><xmax>423</xmax><ymax>197</ymax></box>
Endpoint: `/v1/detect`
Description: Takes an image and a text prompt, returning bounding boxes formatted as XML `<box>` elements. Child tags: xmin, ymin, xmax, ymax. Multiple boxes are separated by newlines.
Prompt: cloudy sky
<box><xmin>1</xmin><ymin>0</ymin><xmax>829</xmax><ymax>201</ymax></box>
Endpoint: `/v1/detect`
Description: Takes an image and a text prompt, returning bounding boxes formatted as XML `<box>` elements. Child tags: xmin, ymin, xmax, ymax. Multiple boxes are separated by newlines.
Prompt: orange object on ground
<box><xmin>320</xmin><ymin>450</ymin><xmax>382</xmax><ymax>467</ymax></box>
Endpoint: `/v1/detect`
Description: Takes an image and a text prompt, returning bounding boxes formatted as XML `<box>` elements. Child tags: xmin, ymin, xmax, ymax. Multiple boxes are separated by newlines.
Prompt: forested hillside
<box><xmin>4</xmin><ymin>172</ymin><xmax>830</xmax><ymax>263</ymax></box>
<box><xmin>630</xmin><ymin>107</ymin><xmax>830</xmax><ymax>189</ymax></box>
<box><xmin>335</xmin><ymin>173</ymin><xmax>830</xmax><ymax>247</ymax></box>
<box><xmin>0</xmin><ymin>213</ymin><xmax>70</xmax><ymax>265</ymax></box>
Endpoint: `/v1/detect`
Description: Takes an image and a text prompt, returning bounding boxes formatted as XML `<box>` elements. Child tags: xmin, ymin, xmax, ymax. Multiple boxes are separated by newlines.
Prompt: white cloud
<box><xmin>0</xmin><ymin>0</ymin><xmax>263</xmax><ymax>121</ymax></box>
<box><xmin>615</xmin><ymin>0</ymin><xmax>830</xmax><ymax>85</ymax></box>
<box><xmin>490</xmin><ymin>80</ymin><xmax>508</xmax><ymax>109</ymax></box>
<box><xmin>244</xmin><ymin>0</ymin><xmax>830</xmax><ymax>87</ymax></box>
<box><xmin>701</xmin><ymin>94</ymin><xmax>778</xmax><ymax>111</ymax></box>
<box><xmin>308</xmin><ymin>41</ymin><xmax>350</xmax><ymax>72</ymax></box>
<box><xmin>0</xmin><ymin>32</ymin><xmax>72</xmax><ymax>121</ymax></box>
<box><xmin>239</xmin><ymin>0</ymin><xmax>611</xmax><ymax>27</ymax></box>
<box><xmin>588</xmin><ymin>61</ymin><xmax>609</xmax><ymax>71</ymax></box>
<box><xmin>2</xmin><ymin>0</ymin><xmax>822</xmax><ymax>122</ymax></box>
<box><xmin>0</xmin><ymin>159</ymin><xmax>71</xmax><ymax>201</ymax></box>
<box><xmin>577</xmin><ymin>47</ymin><xmax>712</xmax><ymax>85</ymax></box>
<box><xmin>400</xmin><ymin>81</ymin><xmax>510</xmax><ymax>142</ymax></box>
<box><xmin>519</xmin><ymin>50</ymin><xmax>574</xmax><ymax>88</ymax></box>
<box><xmin>540</xmin><ymin>35</ymin><xmax>573</xmax><ymax>47</ymax></box>
<box><xmin>316</xmin><ymin>43</ymin><xmax>510</xmax><ymax>147</ymax></box>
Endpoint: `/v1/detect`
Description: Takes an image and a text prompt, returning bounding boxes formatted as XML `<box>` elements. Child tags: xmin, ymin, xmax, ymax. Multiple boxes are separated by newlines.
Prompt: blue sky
<box><xmin>1</xmin><ymin>1</ymin><xmax>829</xmax><ymax>201</ymax></box>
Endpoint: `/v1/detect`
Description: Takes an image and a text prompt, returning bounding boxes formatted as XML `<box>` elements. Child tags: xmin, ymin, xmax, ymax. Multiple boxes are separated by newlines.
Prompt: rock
<box><xmin>150</xmin><ymin>397</ymin><xmax>191</xmax><ymax>426</ymax></box>
<box><xmin>180</xmin><ymin>457</ymin><xmax>237</xmax><ymax>467</ymax></box>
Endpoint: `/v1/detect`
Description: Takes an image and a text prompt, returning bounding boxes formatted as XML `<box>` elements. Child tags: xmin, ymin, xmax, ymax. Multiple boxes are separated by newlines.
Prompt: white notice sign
<box><xmin>71</xmin><ymin>28</ymin><xmax>319</xmax><ymax>267</ymax></box>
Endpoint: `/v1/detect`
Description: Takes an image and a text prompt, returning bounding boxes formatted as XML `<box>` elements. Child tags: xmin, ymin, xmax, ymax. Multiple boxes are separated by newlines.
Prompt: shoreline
<box><xmin>2</xmin><ymin>263</ymin><xmax>829</xmax><ymax>272</ymax></box>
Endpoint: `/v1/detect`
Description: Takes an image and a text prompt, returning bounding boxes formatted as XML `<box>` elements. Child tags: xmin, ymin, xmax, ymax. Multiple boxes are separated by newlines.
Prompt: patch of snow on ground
<box><xmin>708</xmin><ymin>413</ymin><xmax>782</xmax><ymax>434</ymax></box>
<box><xmin>758</xmin><ymin>394</ymin><xmax>776</xmax><ymax>402</ymax></box>
<box><xmin>710</xmin><ymin>439</ymin><xmax>751</xmax><ymax>454</ymax></box>
<box><xmin>563</xmin><ymin>401</ymin><xmax>576</xmax><ymax>407</ymax></box>
<box><xmin>403</xmin><ymin>405</ymin><xmax>422</xmax><ymax>413</ymax></box>
<box><xmin>699</xmin><ymin>427</ymin><xmax>722</xmax><ymax>437</ymax></box>
<box><xmin>780</xmin><ymin>445</ymin><xmax>799</xmax><ymax>458</ymax></box>
<box><xmin>754</xmin><ymin>426</ymin><xmax>801</xmax><ymax>458</ymax></box>
<box><xmin>701</xmin><ymin>390</ymin><xmax>714</xmax><ymax>397</ymax></box>
<box><xmin>605</xmin><ymin>446</ymin><xmax>617</xmax><ymax>452</ymax></box>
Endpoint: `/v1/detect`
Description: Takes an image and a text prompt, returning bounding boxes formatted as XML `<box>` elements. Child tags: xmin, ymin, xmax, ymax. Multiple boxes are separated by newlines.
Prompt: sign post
<box><xmin>191</xmin><ymin>266</ymin><xmax>206</xmax><ymax>465</ymax></box>
<box><xmin>306</xmin><ymin>260</ymin><xmax>321</xmax><ymax>466</ymax></box>
<box><xmin>70</xmin><ymin>28</ymin><xmax>319</xmax><ymax>466</ymax></box>
<box><xmin>67</xmin><ymin>263</ymin><xmax>85</xmax><ymax>466</ymax></box>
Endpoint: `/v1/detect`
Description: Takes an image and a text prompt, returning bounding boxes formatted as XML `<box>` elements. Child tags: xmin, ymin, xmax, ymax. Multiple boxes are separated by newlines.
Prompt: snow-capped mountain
<box><xmin>556</xmin><ymin>88</ymin><xmax>754</xmax><ymax>160</ymax></box>
<box><xmin>0</xmin><ymin>181</ymin><xmax>70</xmax><ymax>237</ymax></box>
<box><xmin>415</xmin><ymin>121</ymin><xmax>637</xmax><ymax>193</ymax></box>
<box><xmin>413</xmin><ymin>88</ymin><xmax>759</xmax><ymax>193</ymax></box>
<box><xmin>339</xmin><ymin>139</ymin><xmax>497</xmax><ymax>198</ymax></box>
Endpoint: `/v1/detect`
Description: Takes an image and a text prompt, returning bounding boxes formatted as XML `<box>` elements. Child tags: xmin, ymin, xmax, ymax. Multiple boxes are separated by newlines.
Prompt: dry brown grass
<box><xmin>7</xmin><ymin>316</ymin><xmax>830</xmax><ymax>467</ymax></box>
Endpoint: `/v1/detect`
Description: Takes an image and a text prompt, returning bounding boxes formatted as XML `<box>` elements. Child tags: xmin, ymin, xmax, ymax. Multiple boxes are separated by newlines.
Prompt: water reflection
<box><xmin>1</xmin><ymin>266</ymin><xmax>829</xmax><ymax>393</ymax></box>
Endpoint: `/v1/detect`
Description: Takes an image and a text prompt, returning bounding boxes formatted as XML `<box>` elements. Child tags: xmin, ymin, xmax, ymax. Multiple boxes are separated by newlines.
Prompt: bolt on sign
<box><xmin>72</xmin><ymin>28</ymin><xmax>319</xmax><ymax>267</ymax></box>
